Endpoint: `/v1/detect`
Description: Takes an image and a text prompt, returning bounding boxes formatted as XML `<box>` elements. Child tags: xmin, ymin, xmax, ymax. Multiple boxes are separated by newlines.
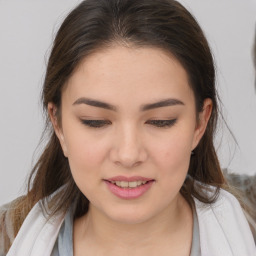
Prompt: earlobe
<box><xmin>48</xmin><ymin>103</ymin><xmax>68</xmax><ymax>157</ymax></box>
<box><xmin>192</xmin><ymin>98</ymin><xmax>213</xmax><ymax>150</ymax></box>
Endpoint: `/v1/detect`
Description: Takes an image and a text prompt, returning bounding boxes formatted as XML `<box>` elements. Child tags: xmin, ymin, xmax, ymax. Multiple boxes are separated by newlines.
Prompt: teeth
<box><xmin>118</xmin><ymin>181</ymin><xmax>129</xmax><ymax>188</ymax></box>
<box><xmin>111</xmin><ymin>180</ymin><xmax>148</xmax><ymax>188</ymax></box>
<box><xmin>129</xmin><ymin>181</ymin><xmax>140</xmax><ymax>188</ymax></box>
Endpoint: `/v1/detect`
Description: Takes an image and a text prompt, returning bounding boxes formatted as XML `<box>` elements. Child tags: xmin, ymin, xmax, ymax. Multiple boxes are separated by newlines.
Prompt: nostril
<box><xmin>109</xmin><ymin>139</ymin><xmax>148</xmax><ymax>167</ymax></box>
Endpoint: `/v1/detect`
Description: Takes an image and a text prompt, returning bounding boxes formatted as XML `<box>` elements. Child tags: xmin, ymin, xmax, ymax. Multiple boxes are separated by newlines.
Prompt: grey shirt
<box><xmin>51</xmin><ymin>206</ymin><xmax>201</xmax><ymax>256</ymax></box>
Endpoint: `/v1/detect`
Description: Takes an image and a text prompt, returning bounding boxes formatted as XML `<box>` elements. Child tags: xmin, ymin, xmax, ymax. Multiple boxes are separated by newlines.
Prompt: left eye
<box><xmin>145</xmin><ymin>119</ymin><xmax>177</xmax><ymax>128</ymax></box>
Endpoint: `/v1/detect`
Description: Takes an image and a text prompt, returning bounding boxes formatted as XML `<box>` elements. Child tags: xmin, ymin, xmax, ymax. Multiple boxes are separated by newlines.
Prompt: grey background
<box><xmin>0</xmin><ymin>0</ymin><xmax>256</xmax><ymax>205</ymax></box>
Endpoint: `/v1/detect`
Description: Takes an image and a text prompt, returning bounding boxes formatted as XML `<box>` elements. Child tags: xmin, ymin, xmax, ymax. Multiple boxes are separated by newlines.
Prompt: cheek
<box><xmin>63</xmin><ymin>125</ymin><xmax>108</xmax><ymax>184</ymax></box>
<box><xmin>62</xmin><ymin>117</ymin><xmax>106</xmax><ymax>164</ymax></box>
<box><xmin>66</xmin><ymin>136</ymin><xmax>108</xmax><ymax>201</ymax></box>
<box><xmin>68</xmin><ymin>141</ymin><xmax>106</xmax><ymax>172</ymax></box>
<box><xmin>149</xmin><ymin>129</ymin><xmax>194</xmax><ymax>189</ymax></box>
<box><xmin>154</xmin><ymin>130</ymin><xmax>193</xmax><ymax>166</ymax></box>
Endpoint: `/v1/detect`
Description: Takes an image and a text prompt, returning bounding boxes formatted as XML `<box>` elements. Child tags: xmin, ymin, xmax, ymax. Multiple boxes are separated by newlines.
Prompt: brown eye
<box><xmin>146</xmin><ymin>119</ymin><xmax>177</xmax><ymax>128</ymax></box>
<box><xmin>81</xmin><ymin>119</ymin><xmax>111</xmax><ymax>128</ymax></box>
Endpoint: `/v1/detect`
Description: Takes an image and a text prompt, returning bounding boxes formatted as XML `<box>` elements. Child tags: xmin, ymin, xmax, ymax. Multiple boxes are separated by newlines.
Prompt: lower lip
<box><xmin>104</xmin><ymin>180</ymin><xmax>154</xmax><ymax>199</ymax></box>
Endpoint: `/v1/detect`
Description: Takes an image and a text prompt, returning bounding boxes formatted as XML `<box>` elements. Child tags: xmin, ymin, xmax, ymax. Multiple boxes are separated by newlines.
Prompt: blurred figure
<box><xmin>254</xmin><ymin>26</ymin><xmax>256</xmax><ymax>91</ymax></box>
<box><xmin>224</xmin><ymin>169</ymin><xmax>256</xmax><ymax>240</ymax></box>
<box><xmin>224</xmin><ymin>26</ymin><xmax>256</xmax><ymax>242</ymax></box>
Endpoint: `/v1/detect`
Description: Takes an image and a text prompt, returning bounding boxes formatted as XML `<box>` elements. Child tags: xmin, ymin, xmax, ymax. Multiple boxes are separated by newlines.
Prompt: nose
<box><xmin>110</xmin><ymin>124</ymin><xmax>148</xmax><ymax>168</ymax></box>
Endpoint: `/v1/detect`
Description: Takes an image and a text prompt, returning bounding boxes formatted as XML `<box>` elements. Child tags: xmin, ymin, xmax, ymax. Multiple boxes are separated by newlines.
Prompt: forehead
<box><xmin>63</xmin><ymin>46</ymin><xmax>194</xmax><ymax>106</ymax></box>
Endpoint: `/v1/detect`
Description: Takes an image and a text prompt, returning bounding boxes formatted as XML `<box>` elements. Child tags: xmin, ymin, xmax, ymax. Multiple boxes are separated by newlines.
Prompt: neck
<box><xmin>74</xmin><ymin>193</ymin><xmax>192</xmax><ymax>251</ymax></box>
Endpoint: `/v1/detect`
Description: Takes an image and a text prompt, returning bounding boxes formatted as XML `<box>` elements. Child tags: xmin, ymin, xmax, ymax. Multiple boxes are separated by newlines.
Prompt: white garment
<box><xmin>194</xmin><ymin>189</ymin><xmax>256</xmax><ymax>255</ymax></box>
<box><xmin>6</xmin><ymin>189</ymin><xmax>256</xmax><ymax>256</ymax></box>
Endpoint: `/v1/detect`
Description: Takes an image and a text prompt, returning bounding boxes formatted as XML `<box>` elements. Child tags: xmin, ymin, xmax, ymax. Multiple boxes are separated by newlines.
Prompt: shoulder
<box><xmin>0</xmin><ymin>196</ymin><xmax>26</xmax><ymax>256</ymax></box>
<box><xmin>0</xmin><ymin>200</ymin><xmax>16</xmax><ymax>256</ymax></box>
<box><xmin>194</xmin><ymin>187</ymin><xmax>250</xmax><ymax>230</ymax></box>
<box><xmin>194</xmin><ymin>186</ymin><xmax>248</xmax><ymax>223</ymax></box>
<box><xmin>194</xmin><ymin>188</ymin><xmax>256</xmax><ymax>255</ymax></box>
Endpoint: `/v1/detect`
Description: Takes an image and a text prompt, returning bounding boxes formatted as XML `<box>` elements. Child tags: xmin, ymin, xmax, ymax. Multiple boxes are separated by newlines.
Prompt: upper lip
<box><xmin>105</xmin><ymin>176</ymin><xmax>154</xmax><ymax>182</ymax></box>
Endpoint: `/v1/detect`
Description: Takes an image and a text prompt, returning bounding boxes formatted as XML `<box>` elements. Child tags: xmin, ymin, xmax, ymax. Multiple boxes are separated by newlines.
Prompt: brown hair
<box><xmin>11</xmin><ymin>0</ymin><xmax>227</xmax><ymax>239</ymax></box>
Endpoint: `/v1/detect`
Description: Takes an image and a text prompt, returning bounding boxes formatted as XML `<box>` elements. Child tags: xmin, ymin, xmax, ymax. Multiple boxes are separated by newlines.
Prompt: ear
<box><xmin>192</xmin><ymin>98</ymin><xmax>213</xmax><ymax>150</ymax></box>
<box><xmin>48</xmin><ymin>102</ymin><xmax>68</xmax><ymax>157</ymax></box>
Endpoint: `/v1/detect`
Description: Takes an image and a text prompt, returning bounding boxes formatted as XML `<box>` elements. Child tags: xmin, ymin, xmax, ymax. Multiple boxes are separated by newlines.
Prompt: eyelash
<box><xmin>80</xmin><ymin>119</ymin><xmax>177</xmax><ymax>128</ymax></box>
<box><xmin>145</xmin><ymin>119</ymin><xmax>177</xmax><ymax>128</ymax></box>
<box><xmin>81</xmin><ymin>120</ymin><xmax>111</xmax><ymax>128</ymax></box>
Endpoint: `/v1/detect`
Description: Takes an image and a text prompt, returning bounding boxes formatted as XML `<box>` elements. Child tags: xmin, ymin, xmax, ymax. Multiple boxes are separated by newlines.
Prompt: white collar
<box><xmin>7</xmin><ymin>188</ymin><xmax>256</xmax><ymax>256</ymax></box>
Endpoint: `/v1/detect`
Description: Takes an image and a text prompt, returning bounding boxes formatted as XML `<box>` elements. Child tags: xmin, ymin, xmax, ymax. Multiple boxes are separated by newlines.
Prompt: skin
<box><xmin>49</xmin><ymin>45</ymin><xmax>212</xmax><ymax>255</ymax></box>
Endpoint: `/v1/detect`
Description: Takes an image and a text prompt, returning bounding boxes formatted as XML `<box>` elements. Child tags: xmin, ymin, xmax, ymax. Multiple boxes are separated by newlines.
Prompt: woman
<box><xmin>0</xmin><ymin>0</ymin><xmax>255</xmax><ymax>255</ymax></box>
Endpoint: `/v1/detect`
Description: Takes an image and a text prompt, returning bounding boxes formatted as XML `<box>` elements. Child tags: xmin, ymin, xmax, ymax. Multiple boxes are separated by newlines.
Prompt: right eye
<box><xmin>80</xmin><ymin>119</ymin><xmax>111</xmax><ymax>128</ymax></box>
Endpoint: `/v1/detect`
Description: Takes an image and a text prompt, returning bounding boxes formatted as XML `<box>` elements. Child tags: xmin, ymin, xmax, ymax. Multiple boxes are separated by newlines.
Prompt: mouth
<box><xmin>103</xmin><ymin>176</ymin><xmax>155</xmax><ymax>199</ymax></box>
<box><xmin>106</xmin><ymin>180</ymin><xmax>152</xmax><ymax>188</ymax></box>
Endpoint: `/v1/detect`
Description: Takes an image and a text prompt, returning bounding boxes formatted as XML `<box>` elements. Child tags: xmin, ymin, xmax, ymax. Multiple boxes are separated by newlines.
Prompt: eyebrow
<box><xmin>72</xmin><ymin>97</ymin><xmax>184</xmax><ymax>111</ymax></box>
<box><xmin>72</xmin><ymin>97</ymin><xmax>117</xmax><ymax>111</ymax></box>
<box><xmin>140</xmin><ymin>98</ymin><xmax>184</xmax><ymax>111</ymax></box>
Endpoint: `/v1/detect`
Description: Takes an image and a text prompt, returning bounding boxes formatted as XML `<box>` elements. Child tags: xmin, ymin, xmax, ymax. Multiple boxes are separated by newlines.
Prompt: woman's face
<box><xmin>49</xmin><ymin>45</ymin><xmax>211</xmax><ymax>224</ymax></box>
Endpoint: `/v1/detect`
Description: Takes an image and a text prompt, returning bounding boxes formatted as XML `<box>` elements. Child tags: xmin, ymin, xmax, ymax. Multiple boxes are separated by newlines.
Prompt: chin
<box><xmin>103</xmin><ymin>205</ymin><xmax>157</xmax><ymax>225</ymax></box>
